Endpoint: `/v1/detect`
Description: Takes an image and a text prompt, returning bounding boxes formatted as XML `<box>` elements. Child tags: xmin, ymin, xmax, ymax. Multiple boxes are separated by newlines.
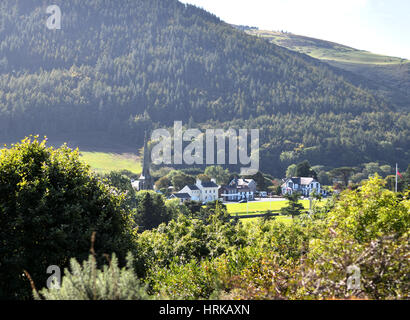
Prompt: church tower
<box><xmin>136</xmin><ymin>131</ymin><xmax>153</xmax><ymax>191</ymax></box>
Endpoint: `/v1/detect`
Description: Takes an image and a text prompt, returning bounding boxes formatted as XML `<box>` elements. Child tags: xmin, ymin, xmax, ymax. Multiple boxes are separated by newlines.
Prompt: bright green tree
<box><xmin>286</xmin><ymin>164</ymin><xmax>297</xmax><ymax>178</ymax></box>
<box><xmin>155</xmin><ymin>176</ymin><xmax>171</xmax><ymax>190</ymax></box>
<box><xmin>330</xmin><ymin>167</ymin><xmax>356</xmax><ymax>187</ymax></box>
<box><xmin>281</xmin><ymin>193</ymin><xmax>305</xmax><ymax>219</ymax></box>
<box><xmin>204</xmin><ymin>166</ymin><xmax>230</xmax><ymax>185</ymax></box>
<box><xmin>0</xmin><ymin>137</ymin><xmax>135</xmax><ymax>300</ymax></box>
<box><xmin>171</xmin><ymin>173</ymin><xmax>195</xmax><ymax>191</ymax></box>
<box><xmin>101</xmin><ymin>171</ymin><xmax>138</xmax><ymax>210</ymax></box>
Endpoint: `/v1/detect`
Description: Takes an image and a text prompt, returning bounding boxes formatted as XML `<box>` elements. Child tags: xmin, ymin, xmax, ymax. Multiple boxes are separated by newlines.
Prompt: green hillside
<box><xmin>246</xmin><ymin>30</ymin><xmax>408</xmax><ymax>65</ymax></box>
<box><xmin>0</xmin><ymin>0</ymin><xmax>409</xmax><ymax>176</ymax></box>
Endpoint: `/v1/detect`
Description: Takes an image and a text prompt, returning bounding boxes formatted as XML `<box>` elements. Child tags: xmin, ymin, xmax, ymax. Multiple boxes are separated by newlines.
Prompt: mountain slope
<box><xmin>245</xmin><ymin>30</ymin><xmax>408</xmax><ymax>65</ymax></box>
<box><xmin>245</xmin><ymin>29</ymin><xmax>410</xmax><ymax>110</ymax></box>
<box><xmin>0</xmin><ymin>0</ymin><xmax>408</xmax><ymax>175</ymax></box>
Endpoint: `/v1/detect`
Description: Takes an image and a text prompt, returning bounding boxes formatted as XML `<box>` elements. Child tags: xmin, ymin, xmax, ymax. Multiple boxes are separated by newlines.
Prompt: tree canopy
<box><xmin>0</xmin><ymin>136</ymin><xmax>135</xmax><ymax>300</ymax></box>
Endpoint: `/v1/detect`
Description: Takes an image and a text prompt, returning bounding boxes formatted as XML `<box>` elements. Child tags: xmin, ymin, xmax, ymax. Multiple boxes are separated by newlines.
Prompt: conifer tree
<box><xmin>281</xmin><ymin>193</ymin><xmax>305</xmax><ymax>219</ymax></box>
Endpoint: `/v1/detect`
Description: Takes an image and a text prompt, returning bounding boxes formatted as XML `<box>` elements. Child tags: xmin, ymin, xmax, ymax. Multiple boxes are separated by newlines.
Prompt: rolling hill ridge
<box><xmin>244</xmin><ymin>29</ymin><xmax>410</xmax><ymax>111</ymax></box>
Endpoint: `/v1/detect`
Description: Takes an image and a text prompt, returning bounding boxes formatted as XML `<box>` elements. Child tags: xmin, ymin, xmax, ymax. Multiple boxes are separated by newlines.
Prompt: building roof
<box><xmin>237</xmin><ymin>178</ymin><xmax>254</xmax><ymax>186</ymax></box>
<box><xmin>201</xmin><ymin>181</ymin><xmax>219</xmax><ymax>188</ymax></box>
<box><xmin>172</xmin><ymin>193</ymin><xmax>191</xmax><ymax>199</ymax></box>
<box><xmin>229</xmin><ymin>178</ymin><xmax>255</xmax><ymax>187</ymax></box>
<box><xmin>187</xmin><ymin>185</ymin><xmax>200</xmax><ymax>190</ymax></box>
<box><xmin>220</xmin><ymin>185</ymin><xmax>237</xmax><ymax>191</ymax></box>
<box><xmin>283</xmin><ymin>177</ymin><xmax>317</xmax><ymax>187</ymax></box>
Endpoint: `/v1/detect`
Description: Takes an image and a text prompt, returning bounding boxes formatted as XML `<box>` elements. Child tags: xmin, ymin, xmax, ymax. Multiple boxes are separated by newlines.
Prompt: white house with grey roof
<box><xmin>176</xmin><ymin>179</ymin><xmax>219</xmax><ymax>203</ymax></box>
<box><xmin>281</xmin><ymin>177</ymin><xmax>321</xmax><ymax>197</ymax></box>
<box><xmin>220</xmin><ymin>178</ymin><xmax>256</xmax><ymax>202</ymax></box>
<box><xmin>168</xmin><ymin>193</ymin><xmax>191</xmax><ymax>203</ymax></box>
<box><xmin>178</xmin><ymin>184</ymin><xmax>201</xmax><ymax>201</ymax></box>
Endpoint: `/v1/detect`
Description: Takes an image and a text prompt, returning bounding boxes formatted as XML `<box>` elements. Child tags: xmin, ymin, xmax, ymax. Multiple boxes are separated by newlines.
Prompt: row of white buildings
<box><xmin>167</xmin><ymin>176</ymin><xmax>324</xmax><ymax>203</ymax></box>
<box><xmin>169</xmin><ymin>178</ymin><xmax>257</xmax><ymax>203</ymax></box>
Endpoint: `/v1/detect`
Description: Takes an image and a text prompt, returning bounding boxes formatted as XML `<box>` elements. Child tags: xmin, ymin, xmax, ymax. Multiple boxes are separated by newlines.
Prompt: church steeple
<box><xmin>136</xmin><ymin>131</ymin><xmax>153</xmax><ymax>190</ymax></box>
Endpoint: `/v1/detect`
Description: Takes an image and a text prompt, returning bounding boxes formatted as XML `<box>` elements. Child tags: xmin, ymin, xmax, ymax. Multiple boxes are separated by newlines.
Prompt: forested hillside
<box><xmin>0</xmin><ymin>0</ymin><xmax>409</xmax><ymax>175</ymax></box>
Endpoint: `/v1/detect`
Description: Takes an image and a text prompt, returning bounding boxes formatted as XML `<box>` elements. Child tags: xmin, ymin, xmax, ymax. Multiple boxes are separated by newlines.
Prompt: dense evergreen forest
<box><xmin>0</xmin><ymin>0</ymin><xmax>409</xmax><ymax>176</ymax></box>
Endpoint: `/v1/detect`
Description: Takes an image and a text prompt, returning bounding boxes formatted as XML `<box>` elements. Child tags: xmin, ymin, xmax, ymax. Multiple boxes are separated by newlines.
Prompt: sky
<box><xmin>179</xmin><ymin>0</ymin><xmax>410</xmax><ymax>60</ymax></box>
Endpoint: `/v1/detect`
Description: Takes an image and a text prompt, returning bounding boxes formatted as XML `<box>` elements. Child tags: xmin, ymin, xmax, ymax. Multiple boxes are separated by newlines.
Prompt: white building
<box><xmin>178</xmin><ymin>184</ymin><xmax>201</xmax><ymax>201</ymax></box>
<box><xmin>235</xmin><ymin>179</ymin><xmax>257</xmax><ymax>194</ymax></box>
<box><xmin>178</xmin><ymin>179</ymin><xmax>219</xmax><ymax>203</ymax></box>
<box><xmin>281</xmin><ymin>177</ymin><xmax>321</xmax><ymax>197</ymax></box>
<box><xmin>168</xmin><ymin>193</ymin><xmax>191</xmax><ymax>204</ymax></box>
<box><xmin>220</xmin><ymin>178</ymin><xmax>256</xmax><ymax>202</ymax></box>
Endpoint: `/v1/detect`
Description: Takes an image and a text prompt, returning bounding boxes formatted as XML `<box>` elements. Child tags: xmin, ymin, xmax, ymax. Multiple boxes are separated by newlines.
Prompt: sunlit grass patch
<box><xmin>80</xmin><ymin>151</ymin><xmax>141</xmax><ymax>175</ymax></box>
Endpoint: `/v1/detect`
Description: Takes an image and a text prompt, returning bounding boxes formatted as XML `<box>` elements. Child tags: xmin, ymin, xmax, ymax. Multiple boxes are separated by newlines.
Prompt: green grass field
<box><xmin>80</xmin><ymin>151</ymin><xmax>141</xmax><ymax>175</ymax></box>
<box><xmin>226</xmin><ymin>199</ymin><xmax>311</xmax><ymax>225</ymax></box>
<box><xmin>226</xmin><ymin>199</ymin><xmax>310</xmax><ymax>215</ymax></box>
<box><xmin>240</xmin><ymin>215</ymin><xmax>293</xmax><ymax>226</ymax></box>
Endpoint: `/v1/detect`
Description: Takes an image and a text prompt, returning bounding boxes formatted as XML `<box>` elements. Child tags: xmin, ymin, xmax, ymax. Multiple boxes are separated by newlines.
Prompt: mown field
<box><xmin>80</xmin><ymin>151</ymin><xmax>141</xmax><ymax>175</ymax></box>
<box><xmin>226</xmin><ymin>199</ymin><xmax>310</xmax><ymax>214</ymax></box>
<box><xmin>225</xmin><ymin>199</ymin><xmax>313</xmax><ymax>225</ymax></box>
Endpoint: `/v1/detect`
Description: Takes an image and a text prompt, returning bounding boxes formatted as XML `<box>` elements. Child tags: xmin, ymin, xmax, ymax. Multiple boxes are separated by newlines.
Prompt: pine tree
<box><xmin>34</xmin><ymin>253</ymin><xmax>152</xmax><ymax>300</ymax></box>
<box><xmin>280</xmin><ymin>193</ymin><xmax>305</xmax><ymax>219</ymax></box>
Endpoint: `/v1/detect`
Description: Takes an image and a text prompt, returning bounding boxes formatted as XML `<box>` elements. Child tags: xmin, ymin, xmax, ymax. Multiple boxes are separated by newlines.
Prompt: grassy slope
<box><xmin>80</xmin><ymin>151</ymin><xmax>141</xmax><ymax>175</ymax></box>
<box><xmin>0</xmin><ymin>139</ymin><xmax>142</xmax><ymax>175</ymax></box>
<box><xmin>246</xmin><ymin>30</ymin><xmax>409</xmax><ymax>65</ymax></box>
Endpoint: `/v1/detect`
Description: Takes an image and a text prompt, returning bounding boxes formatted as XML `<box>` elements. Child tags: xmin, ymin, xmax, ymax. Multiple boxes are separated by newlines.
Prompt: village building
<box><xmin>219</xmin><ymin>178</ymin><xmax>256</xmax><ymax>202</ymax></box>
<box><xmin>171</xmin><ymin>179</ymin><xmax>219</xmax><ymax>203</ymax></box>
<box><xmin>168</xmin><ymin>193</ymin><xmax>191</xmax><ymax>203</ymax></box>
<box><xmin>281</xmin><ymin>177</ymin><xmax>321</xmax><ymax>197</ymax></box>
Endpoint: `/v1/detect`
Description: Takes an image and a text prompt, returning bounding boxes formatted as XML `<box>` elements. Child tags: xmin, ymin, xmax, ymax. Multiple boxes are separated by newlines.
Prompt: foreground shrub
<box><xmin>221</xmin><ymin>254</ymin><xmax>300</xmax><ymax>300</ymax></box>
<box><xmin>221</xmin><ymin>177</ymin><xmax>410</xmax><ymax>300</ymax></box>
<box><xmin>148</xmin><ymin>259</ymin><xmax>222</xmax><ymax>300</ymax></box>
<box><xmin>301</xmin><ymin>234</ymin><xmax>410</xmax><ymax>300</ymax></box>
<box><xmin>34</xmin><ymin>253</ymin><xmax>151</xmax><ymax>300</ymax></box>
<box><xmin>0</xmin><ymin>137</ymin><xmax>136</xmax><ymax>300</ymax></box>
<box><xmin>325</xmin><ymin>175</ymin><xmax>409</xmax><ymax>242</ymax></box>
<box><xmin>134</xmin><ymin>212</ymin><xmax>247</xmax><ymax>277</ymax></box>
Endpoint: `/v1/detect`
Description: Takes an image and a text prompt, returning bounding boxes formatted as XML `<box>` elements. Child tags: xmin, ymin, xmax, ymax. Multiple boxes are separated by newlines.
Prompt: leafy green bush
<box><xmin>149</xmin><ymin>259</ymin><xmax>222</xmax><ymax>300</ymax></box>
<box><xmin>325</xmin><ymin>175</ymin><xmax>409</xmax><ymax>242</ymax></box>
<box><xmin>221</xmin><ymin>177</ymin><xmax>410</xmax><ymax>300</ymax></box>
<box><xmin>134</xmin><ymin>211</ymin><xmax>247</xmax><ymax>278</ymax></box>
<box><xmin>35</xmin><ymin>253</ymin><xmax>151</xmax><ymax>300</ymax></box>
<box><xmin>300</xmin><ymin>234</ymin><xmax>410</xmax><ymax>300</ymax></box>
<box><xmin>301</xmin><ymin>176</ymin><xmax>410</xmax><ymax>299</ymax></box>
<box><xmin>100</xmin><ymin>171</ymin><xmax>138</xmax><ymax>211</ymax></box>
<box><xmin>0</xmin><ymin>137</ymin><xmax>136</xmax><ymax>300</ymax></box>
